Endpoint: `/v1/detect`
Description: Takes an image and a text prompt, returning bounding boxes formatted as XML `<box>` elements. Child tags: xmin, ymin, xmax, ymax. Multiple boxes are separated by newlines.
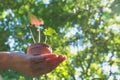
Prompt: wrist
<box><xmin>0</xmin><ymin>52</ymin><xmax>13</xmax><ymax>70</ymax></box>
<box><xmin>0</xmin><ymin>52</ymin><xmax>24</xmax><ymax>70</ymax></box>
<box><xmin>7</xmin><ymin>52</ymin><xmax>28</xmax><ymax>71</ymax></box>
<box><xmin>7</xmin><ymin>52</ymin><xmax>25</xmax><ymax>70</ymax></box>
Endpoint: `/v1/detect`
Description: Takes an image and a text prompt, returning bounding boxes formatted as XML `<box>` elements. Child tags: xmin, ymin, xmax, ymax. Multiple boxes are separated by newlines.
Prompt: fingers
<box><xmin>32</xmin><ymin>54</ymin><xmax>57</xmax><ymax>63</ymax></box>
<box><xmin>34</xmin><ymin>62</ymin><xmax>59</xmax><ymax>76</ymax></box>
<box><xmin>58</xmin><ymin>54</ymin><xmax>67</xmax><ymax>62</ymax></box>
<box><xmin>31</xmin><ymin>54</ymin><xmax>59</xmax><ymax>69</ymax></box>
<box><xmin>46</xmin><ymin>54</ymin><xmax>66</xmax><ymax>65</ymax></box>
<box><xmin>35</xmin><ymin>55</ymin><xmax>66</xmax><ymax>76</ymax></box>
<box><xmin>32</xmin><ymin>54</ymin><xmax>66</xmax><ymax>67</ymax></box>
<box><xmin>27</xmin><ymin>54</ymin><xmax>66</xmax><ymax>77</ymax></box>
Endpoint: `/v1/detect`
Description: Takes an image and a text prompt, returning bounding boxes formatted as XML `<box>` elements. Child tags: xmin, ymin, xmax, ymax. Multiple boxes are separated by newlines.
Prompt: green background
<box><xmin>0</xmin><ymin>0</ymin><xmax>120</xmax><ymax>80</ymax></box>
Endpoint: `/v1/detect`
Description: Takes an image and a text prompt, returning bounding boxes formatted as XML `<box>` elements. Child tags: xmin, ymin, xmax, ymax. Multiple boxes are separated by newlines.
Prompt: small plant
<box><xmin>27</xmin><ymin>12</ymin><xmax>56</xmax><ymax>55</ymax></box>
<box><xmin>28</xmin><ymin>12</ymin><xmax>56</xmax><ymax>44</ymax></box>
<box><xmin>28</xmin><ymin>12</ymin><xmax>44</xmax><ymax>43</ymax></box>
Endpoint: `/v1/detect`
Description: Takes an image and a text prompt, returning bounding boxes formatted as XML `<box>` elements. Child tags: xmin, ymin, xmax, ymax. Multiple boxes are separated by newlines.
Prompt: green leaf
<box><xmin>44</xmin><ymin>27</ymin><xmax>56</xmax><ymax>36</ymax></box>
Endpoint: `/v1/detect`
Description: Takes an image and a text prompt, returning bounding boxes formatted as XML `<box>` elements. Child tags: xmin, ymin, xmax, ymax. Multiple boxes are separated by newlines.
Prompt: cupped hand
<box><xmin>10</xmin><ymin>52</ymin><xmax>66</xmax><ymax>77</ymax></box>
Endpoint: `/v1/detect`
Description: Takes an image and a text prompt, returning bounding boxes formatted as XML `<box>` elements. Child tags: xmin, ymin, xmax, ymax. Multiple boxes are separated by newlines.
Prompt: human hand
<box><xmin>9</xmin><ymin>52</ymin><xmax>66</xmax><ymax>77</ymax></box>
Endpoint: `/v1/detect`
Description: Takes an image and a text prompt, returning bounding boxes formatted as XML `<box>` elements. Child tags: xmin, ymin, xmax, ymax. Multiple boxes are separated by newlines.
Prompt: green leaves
<box><xmin>44</xmin><ymin>27</ymin><xmax>56</xmax><ymax>36</ymax></box>
<box><xmin>110</xmin><ymin>0</ymin><xmax>120</xmax><ymax>15</ymax></box>
<box><xmin>0</xmin><ymin>0</ymin><xmax>120</xmax><ymax>79</ymax></box>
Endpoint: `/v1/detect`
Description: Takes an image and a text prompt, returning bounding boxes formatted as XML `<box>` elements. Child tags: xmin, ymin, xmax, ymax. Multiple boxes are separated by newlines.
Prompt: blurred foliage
<box><xmin>0</xmin><ymin>0</ymin><xmax>120</xmax><ymax>80</ymax></box>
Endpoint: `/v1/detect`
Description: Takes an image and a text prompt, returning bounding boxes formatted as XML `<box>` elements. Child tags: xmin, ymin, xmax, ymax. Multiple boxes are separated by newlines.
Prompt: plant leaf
<box><xmin>44</xmin><ymin>27</ymin><xmax>56</xmax><ymax>36</ymax></box>
<box><xmin>28</xmin><ymin>12</ymin><xmax>44</xmax><ymax>27</ymax></box>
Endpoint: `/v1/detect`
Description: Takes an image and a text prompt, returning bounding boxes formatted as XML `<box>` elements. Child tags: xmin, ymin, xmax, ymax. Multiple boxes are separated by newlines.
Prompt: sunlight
<box><xmin>43</xmin><ymin>0</ymin><xmax>50</xmax><ymax>4</ymax></box>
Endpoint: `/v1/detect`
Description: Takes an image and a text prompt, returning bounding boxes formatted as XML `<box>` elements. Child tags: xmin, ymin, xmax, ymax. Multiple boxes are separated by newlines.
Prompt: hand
<box><xmin>9</xmin><ymin>52</ymin><xmax>66</xmax><ymax>77</ymax></box>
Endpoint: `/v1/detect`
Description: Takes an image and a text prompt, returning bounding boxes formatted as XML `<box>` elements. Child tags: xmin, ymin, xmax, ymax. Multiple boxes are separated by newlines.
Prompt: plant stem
<box><xmin>44</xmin><ymin>35</ymin><xmax>47</xmax><ymax>43</ymax></box>
<box><xmin>38</xmin><ymin>27</ymin><xmax>41</xmax><ymax>43</ymax></box>
<box><xmin>29</xmin><ymin>28</ymin><xmax>36</xmax><ymax>43</ymax></box>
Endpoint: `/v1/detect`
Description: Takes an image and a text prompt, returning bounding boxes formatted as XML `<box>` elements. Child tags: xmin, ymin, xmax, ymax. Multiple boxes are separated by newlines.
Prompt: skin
<box><xmin>0</xmin><ymin>52</ymin><xmax>66</xmax><ymax>77</ymax></box>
